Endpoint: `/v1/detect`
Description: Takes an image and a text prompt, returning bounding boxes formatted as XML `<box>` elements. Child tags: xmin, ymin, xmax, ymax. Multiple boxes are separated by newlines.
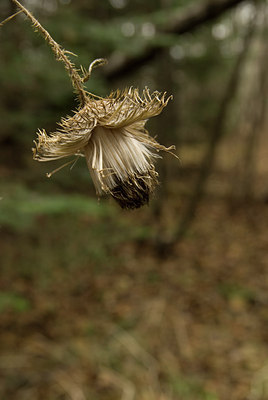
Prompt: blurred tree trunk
<box><xmin>150</xmin><ymin>0</ymin><xmax>182</xmax><ymax>249</ymax></box>
<box><xmin>228</xmin><ymin>10</ymin><xmax>267</xmax><ymax>206</ymax></box>
<box><xmin>172</xmin><ymin>15</ymin><xmax>257</xmax><ymax>243</ymax></box>
<box><xmin>240</xmin><ymin>38</ymin><xmax>268</xmax><ymax>201</ymax></box>
<box><xmin>151</xmin><ymin>52</ymin><xmax>180</xmax><ymax>241</ymax></box>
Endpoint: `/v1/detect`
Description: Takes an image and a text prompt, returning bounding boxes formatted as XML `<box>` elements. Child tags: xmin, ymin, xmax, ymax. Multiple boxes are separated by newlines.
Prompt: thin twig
<box><xmin>0</xmin><ymin>10</ymin><xmax>23</xmax><ymax>27</ymax></box>
<box><xmin>11</xmin><ymin>0</ymin><xmax>87</xmax><ymax>104</ymax></box>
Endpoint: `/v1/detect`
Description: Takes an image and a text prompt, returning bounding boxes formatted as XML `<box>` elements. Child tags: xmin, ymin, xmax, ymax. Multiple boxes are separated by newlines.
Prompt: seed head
<box><xmin>34</xmin><ymin>88</ymin><xmax>174</xmax><ymax>209</ymax></box>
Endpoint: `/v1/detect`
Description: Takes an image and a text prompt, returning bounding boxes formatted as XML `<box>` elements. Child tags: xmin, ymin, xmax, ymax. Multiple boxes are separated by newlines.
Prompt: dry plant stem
<box><xmin>12</xmin><ymin>0</ymin><xmax>87</xmax><ymax>104</ymax></box>
<box><xmin>0</xmin><ymin>10</ymin><xmax>23</xmax><ymax>27</ymax></box>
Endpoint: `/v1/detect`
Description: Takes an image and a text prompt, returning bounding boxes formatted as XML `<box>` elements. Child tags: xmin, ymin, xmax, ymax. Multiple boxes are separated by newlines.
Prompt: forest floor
<box><xmin>0</xmin><ymin>140</ymin><xmax>267</xmax><ymax>400</ymax></box>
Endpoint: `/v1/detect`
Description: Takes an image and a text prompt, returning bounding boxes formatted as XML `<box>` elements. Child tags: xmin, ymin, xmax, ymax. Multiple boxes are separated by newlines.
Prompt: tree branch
<box><xmin>163</xmin><ymin>0</ymin><xmax>246</xmax><ymax>34</ymax></box>
<box><xmin>105</xmin><ymin>0</ymin><xmax>247</xmax><ymax>81</ymax></box>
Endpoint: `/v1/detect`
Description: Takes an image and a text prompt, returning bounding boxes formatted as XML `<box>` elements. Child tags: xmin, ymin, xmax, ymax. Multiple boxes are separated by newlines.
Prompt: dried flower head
<box><xmin>8</xmin><ymin>0</ymin><xmax>176</xmax><ymax>209</ymax></box>
<box><xmin>34</xmin><ymin>87</ymin><xmax>173</xmax><ymax>209</ymax></box>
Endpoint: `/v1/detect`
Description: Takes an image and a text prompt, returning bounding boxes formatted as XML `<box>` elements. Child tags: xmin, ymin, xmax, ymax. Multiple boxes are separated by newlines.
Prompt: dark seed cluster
<box><xmin>111</xmin><ymin>172</ymin><xmax>157</xmax><ymax>210</ymax></box>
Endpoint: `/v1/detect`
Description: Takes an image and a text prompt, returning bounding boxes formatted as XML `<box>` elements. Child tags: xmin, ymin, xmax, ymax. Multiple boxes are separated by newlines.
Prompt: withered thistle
<box><xmin>8</xmin><ymin>0</ymin><xmax>176</xmax><ymax>209</ymax></box>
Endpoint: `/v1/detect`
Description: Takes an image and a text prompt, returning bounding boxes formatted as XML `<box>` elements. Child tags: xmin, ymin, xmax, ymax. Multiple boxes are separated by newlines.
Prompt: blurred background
<box><xmin>0</xmin><ymin>0</ymin><xmax>267</xmax><ymax>399</ymax></box>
